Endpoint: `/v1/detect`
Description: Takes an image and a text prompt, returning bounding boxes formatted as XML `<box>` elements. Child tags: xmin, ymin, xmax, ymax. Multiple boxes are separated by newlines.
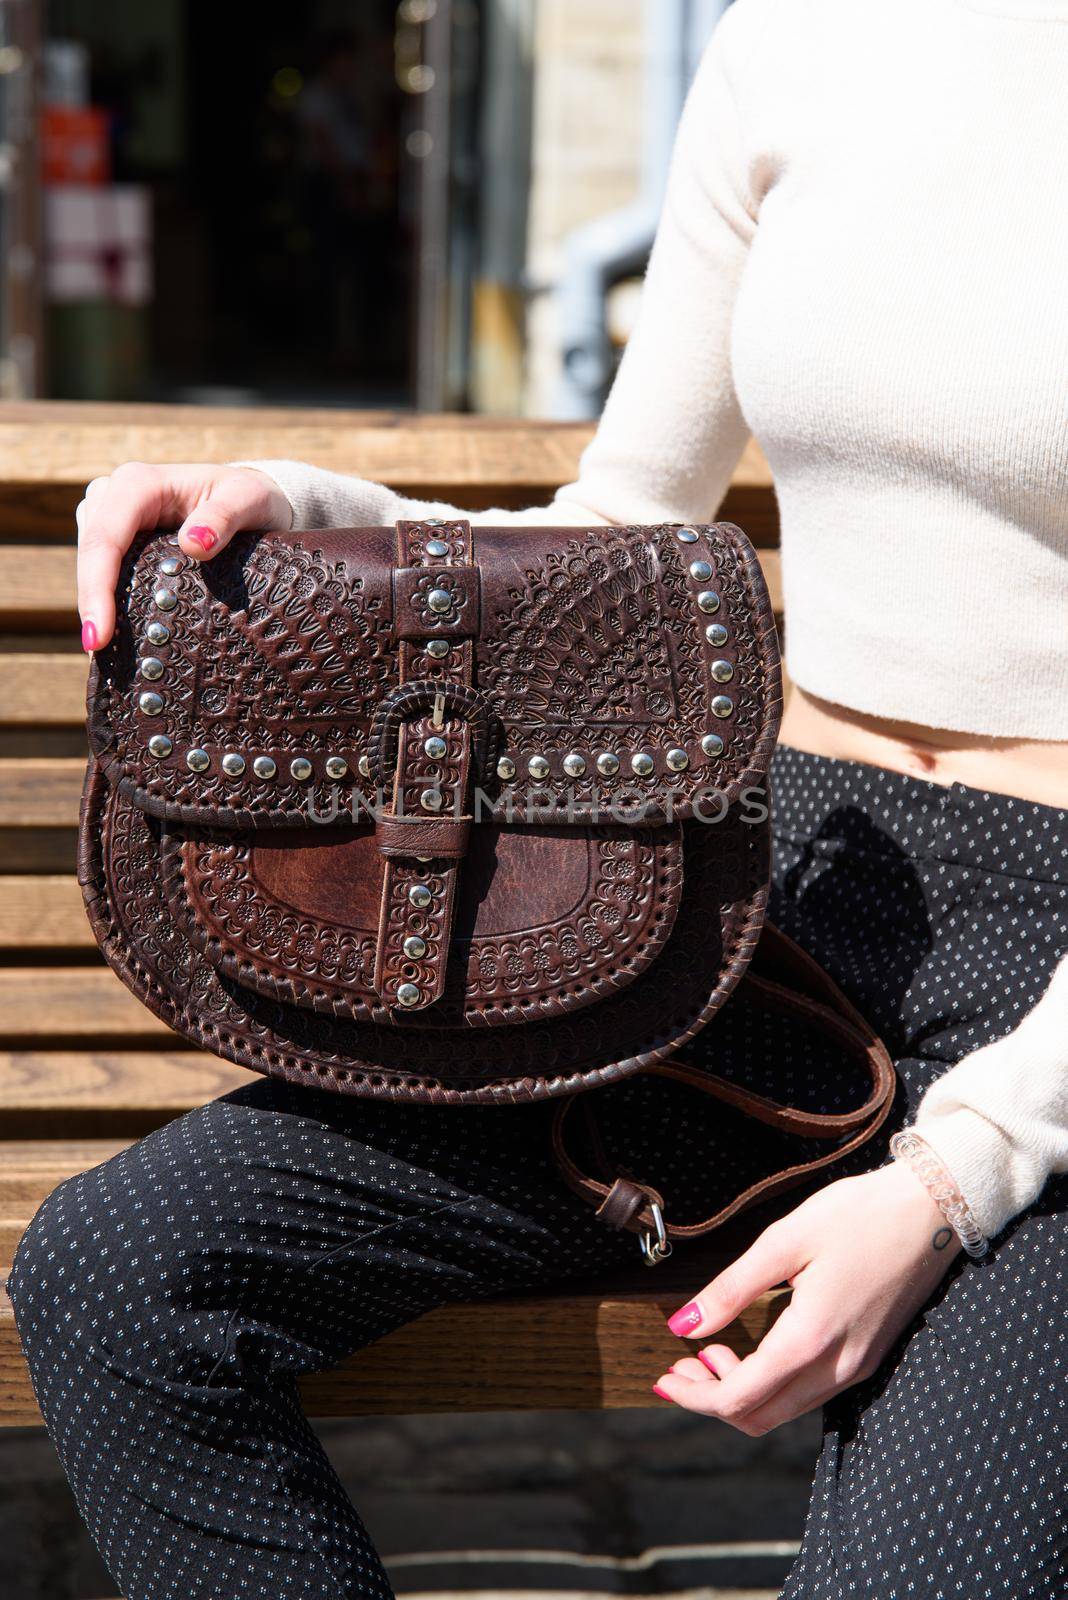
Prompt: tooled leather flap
<box><xmin>87</xmin><ymin>519</ymin><xmax>781</xmax><ymax>829</ymax></box>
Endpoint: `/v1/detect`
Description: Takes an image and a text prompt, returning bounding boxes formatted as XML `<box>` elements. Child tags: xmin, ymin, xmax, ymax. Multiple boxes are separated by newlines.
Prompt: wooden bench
<box><xmin>0</xmin><ymin>402</ymin><xmax>784</xmax><ymax>1426</ymax></box>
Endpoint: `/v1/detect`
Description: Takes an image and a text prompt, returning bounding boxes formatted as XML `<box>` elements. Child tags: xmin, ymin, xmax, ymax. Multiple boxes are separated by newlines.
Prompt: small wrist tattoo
<box><xmin>932</xmin><ymin>1226</ymin><xmax>954</xmax><ymax>1252</ymax></box>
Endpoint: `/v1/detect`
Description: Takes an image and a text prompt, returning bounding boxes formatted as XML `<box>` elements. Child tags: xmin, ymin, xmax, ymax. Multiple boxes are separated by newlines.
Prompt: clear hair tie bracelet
<box><xmin>889</xmin><ymin>1129</ymin><xmax>990</xmax><ymax>1260</ymax></box>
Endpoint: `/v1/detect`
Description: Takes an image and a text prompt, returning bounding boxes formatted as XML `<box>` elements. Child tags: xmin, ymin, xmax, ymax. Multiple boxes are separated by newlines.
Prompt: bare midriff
<box><xmin>779</xmin><ymin>687</ymin><xmax>1068</xmax><ymax>809</ymax></box>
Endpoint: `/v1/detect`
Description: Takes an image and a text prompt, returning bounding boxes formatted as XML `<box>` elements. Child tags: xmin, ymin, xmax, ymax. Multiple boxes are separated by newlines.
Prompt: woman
<box><xmin>12</xmin><ymin>1</ymin><xmax>1068</xmax><ymax>1596</ymax></box>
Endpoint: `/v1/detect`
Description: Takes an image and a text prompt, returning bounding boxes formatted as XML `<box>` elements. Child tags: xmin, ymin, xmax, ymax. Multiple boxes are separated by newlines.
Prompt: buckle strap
<box><xmin>549</xmin><ymin>921</ymin><xmax>898</xmax><ymax>1252</ymax></box>
<box><xmin>372</xmin><ymin>520</ymin><xmax>477</xmax><ymax>1013</ymax></box>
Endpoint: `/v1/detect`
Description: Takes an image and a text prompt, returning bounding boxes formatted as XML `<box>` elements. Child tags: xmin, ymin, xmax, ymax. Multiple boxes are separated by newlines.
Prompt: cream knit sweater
<box><xmin>240</xmin><ymin>0</ymin><xmax>1068</xmax><ymax>1240</ymax></box>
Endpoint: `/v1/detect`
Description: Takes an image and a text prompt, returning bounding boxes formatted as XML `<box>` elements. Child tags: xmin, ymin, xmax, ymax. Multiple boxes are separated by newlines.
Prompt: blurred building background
<box><xmin>0</xmin><ymin>0</ymin><xmax>732</xmax><ymax>417</ymax></box>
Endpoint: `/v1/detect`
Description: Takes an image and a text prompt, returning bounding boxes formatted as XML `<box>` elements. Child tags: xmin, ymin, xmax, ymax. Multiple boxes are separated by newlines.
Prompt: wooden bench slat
<box><xmin>0</xmin><ymin>1276</ymin><xmax>786</xmax><ymax>1424</ymax></box>
<box><xmin>0</xmin><ymin>547</ymin><xmax>76</xmax><ymax>627</ymax></box>
<box><xmin>0</xmin><ymin>1050</ymin><xmax>248</xmax><ymax>1111</ymax></box>
<box><xmin>0</xmin><ymin>875</ymin><xmax>89</xmax><ymax>947</ymax></box>
<box><xmin>0</xmin><ymin>403</ymin><xmax>599</xmax><ymax>492</ymax></box>
<box><xmin>0</xmin><ymin>829</ymin><xmax>76</xmax><ymax>875</ymax></box>
<box><xmin>0</xmin><ymin>655</ymin><xmax>87</xmax><ymax>725</ymax></box>
<box><xmin>0</xmin><ymin>1139</ymin><xmax>137</xmax><ymax>1261</ymax></box>
<box><xmin>0</xmin><ymin>547</ymin><xmax>782</xmax><ymax>630</ymax></box>
<box><xmin>0</xmin><ymin>757</ymin><xmax>84</xmax><ymax>824</ymax></box>
<box><xmin>0</xmin><ymin>968</ymin><xmax>172</xmax><ymax>1042</ymax></box>
<box><xmin>0</xmin><ymin>1138</ymin><xmax>130</xmax><ymax>1207</ymax></box>
<box><xmin>0</xmin><ymin>401</ymin><xmax>772</xmax><ymax>493</ymax></box>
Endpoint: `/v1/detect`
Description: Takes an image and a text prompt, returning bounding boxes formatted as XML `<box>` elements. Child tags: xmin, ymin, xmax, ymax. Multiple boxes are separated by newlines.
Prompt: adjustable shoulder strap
<box><xmin>550</xmin><ymin>921</ymin><xmax>898</xmax><ymax>1250</ymax></box>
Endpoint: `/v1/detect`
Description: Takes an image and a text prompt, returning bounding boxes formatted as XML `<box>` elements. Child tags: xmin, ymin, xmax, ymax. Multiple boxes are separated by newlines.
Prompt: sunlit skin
<box><xmin>653</xmin><ymin>1161</ymin><xmax>961</xmax><ymax>1433</ymax></box>
<box><xmin>76</xmin><ymin>461</ymin><xmax>1064</xmax><ymax>1435</ymax></box>
<box><xmin>781</xmin><ymin>688</ymin><xmax>1068</xmax><ymax>812</ymax></box>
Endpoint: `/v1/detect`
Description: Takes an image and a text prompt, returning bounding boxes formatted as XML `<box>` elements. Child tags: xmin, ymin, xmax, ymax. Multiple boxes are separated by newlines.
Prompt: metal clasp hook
<box><xmin>639</xmin><ymin>1198</ymin><xmax>672</xmax><ymax>1267</ymax></box>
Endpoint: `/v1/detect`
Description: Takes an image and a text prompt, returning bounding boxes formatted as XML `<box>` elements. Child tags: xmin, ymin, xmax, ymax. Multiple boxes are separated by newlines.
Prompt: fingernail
<box><xmin>698</xmin><ymin>1349</ymin><xmax>718</xmax><ymax>1375</ymax></box>
<box><xmin>81</xmin><ymin>620</ymin><xmax>98</xmax><ymax>653</ymax></box>
<box><xmin>667</xmin><ymin>1301</ymin><xmax>703</xmax><ymax>1336</ymax></box>
<box><xmin>652</xmin><ymin>1382</ymin><xmax>671</xmax><ymax>1400</ymax></box>
<box><xmin>185</xmin><ymin>525</ymin><xmax>217</xmax><ymax>551</ymax></box>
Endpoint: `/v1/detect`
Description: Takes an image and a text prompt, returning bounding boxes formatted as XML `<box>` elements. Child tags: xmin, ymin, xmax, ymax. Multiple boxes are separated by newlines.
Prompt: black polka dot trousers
<box><xmin>10</xmin><ymin>747</ymin><xmax>1067</xmax><ymax>1600</ymax></box>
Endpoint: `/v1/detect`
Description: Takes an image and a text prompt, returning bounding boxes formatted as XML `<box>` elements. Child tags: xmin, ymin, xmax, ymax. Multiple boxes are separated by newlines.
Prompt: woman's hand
<box><xmin>76</xmin><ymin>463</ymin><xmax>293</xmax><ymax>651</ymax></box>
<box><xmin>653</xmin><ymin>1160</ymin><xmax>962</xmax><ymax>1433</ymax></box>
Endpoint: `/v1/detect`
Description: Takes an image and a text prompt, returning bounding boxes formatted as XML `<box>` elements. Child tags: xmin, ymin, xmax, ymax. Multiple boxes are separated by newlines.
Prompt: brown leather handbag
<box><xmin>80</xmin><ymin>517</ymin><xmax>895</xmax><ymax>1262</ymax></box>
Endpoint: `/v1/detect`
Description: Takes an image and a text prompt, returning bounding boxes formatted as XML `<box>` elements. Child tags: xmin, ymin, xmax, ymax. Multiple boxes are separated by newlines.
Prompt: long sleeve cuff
<box><xmin>912</xmin><ymin>1105</ymin><xmax>1051</xmax><ymax>1243</ymax></box>
<box><xmin>229</xmin><ymin>459</ymin><xmax>455</xmax><ymax>532</ymax></box>
<box><xmin>910</xmin><ymin>955</ymin><xmax>1068</xmax><ymax>1240</ymax></box>
<box><xmin>230</xmin><ymin>459</ymin><xmax>614</xmax><ymax>533</ymax></box>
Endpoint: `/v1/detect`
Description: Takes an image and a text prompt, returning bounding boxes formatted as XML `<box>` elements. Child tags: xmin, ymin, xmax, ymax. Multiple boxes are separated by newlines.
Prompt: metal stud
<box><xmin>145</xmin><ymin>620</ymin><xmax>171</xmax><ymax>646</ymax></box>
<box><xmin>705</xmin><ymin>622</ymin><xmax>728</xmax><ymax>646</ymax></box>
<box><xmin>358</xmin><ymin>754</ymin><xmax>372</xmax><ymax>778</ymax></box>
<box><xmin>159</xmin><ymin>556</ymin><xmax>181</xmax><ymax>576</ymax></box>
<box><xmin>138</xmin><ymin>690</ymin><xmax>163</xmax><ymax>716</ymax></box>
<box><xmin>290</xmin><ymin>756</ymin><xmax>313</xmax><ymax>781</ymax></box>
<box><xmin>496</xmin><ymin>756</ymin><xmax>516</xmax><ymax>782</ymax></box>
<box><xmin>631</xmin><ymin>752</ymin><xmax>655</xmax><ymax>777</ymax></box>
<box><xmin>221</xmin><ymin>751</ymin><xmax>246</xmax><ymax>776</ymax></box>
<box><xmin>148</xmin><ymin>734</ymin><xmax>173</xmax><ymax>760</ymax></box>
<box><xmin>689</xmin><ymin>559</ymin><xmax>712</xmax><ymax>581</ymax></box>
<box><xmin>666</xmin><ymin>748</ymin><xmax>689</xmax><ymax>772</ymax></box>
<box><xmin>325</xmin><ymin>755</ymin><xmax>348</xmax><ymax>779</ymax></box>
<box><xmin>153</xmin><ymin>586</ymin><xmax>178</xmax><ymax>611</ymax></box>
<box><xmin>562</xmin><ymin>752</ymin><xmax>586</xmax><ymax>778</ymax></box>
<box><xmin>420</xmin><ymin>788</ymin><xmax>443</xmax><ymax>811</ymax></box>
<box><xmin>396</xmin><ymin>983</ymin><xmax>422</xmax><ymax>1007</ymax></box>
<box><xmin>408</xmin><ymin>883</ymin><xmax>432</xmax><ymax>909</ymax></box>
<box><xmin>711</xmin><ymin>695</ymin><xmax>734</xmax><ymax>719</ymax></box>
<box><xmin>140</xmin><ymin>656</ymin><xmax>164</xmax><ymax>681</ymax></box>
<box><xmin>711</xmin><ymin>659</ymin><xmax>734</xmax><ymax>683</ymax></box>
<box><xmin>426</xmin><ymin>639</ymin><xmax>450</xmax><ymax>659</ymax></box>
<box><xmin>403</xmin><ymin>935</ymin><xmax>428</xmax><ymax>959</ymax></box>
<box><xmin>424</xmin><ymin>735</ymin><xmax>447</xmax><ymax>760</ymax></box>
<box><xmin>675</xmin><ymin>526</ymin><xmax>699</xmax><ymax>544</ymax></box>
<box><xmin>697</xmin><ymin>590</ymin><xmax>721</xmax><ymax>614</ymax></box>
<box><xmin>253</xmin><ymin>755</ymin><xmax>277</xmax><ymax>780</ymax></box>
<box><xmin>528</xmin><ymin>755</ymin><xmax>550</xmax><ymax>780</ymax></box>
<box><xmin>596</xmin><ymin>752</ymin><xmax>620</xmax><ymax>777</ymax></box>
<box><xmin>425</xmin><ymin>538</ymin><xmax>450</xmax><ymax>558</ymax></box>
<box><xmin>427</xmin><ymin>587</ymin><xmax>452</xmax><ymax>615</ymax></box>
<box><xmin>701</xmin><ymin>733</ymin><xmax>724</xmax><ymax>758</ymax></box>
<box><xmin>187</xmin><ymin>748</ymin><xmax>210</xmax><ymax>773</ymax></box>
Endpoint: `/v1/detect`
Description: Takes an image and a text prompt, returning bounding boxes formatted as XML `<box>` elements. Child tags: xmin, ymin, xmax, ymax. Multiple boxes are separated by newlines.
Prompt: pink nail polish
<box><xmin>699</xmin><ymin>1349</ymin><xmax>718</xmax><ymax>1375</ymax></box>
<box><xmin>81</xmin><ymin>620</ymin><xmax>98</xmax><ymax>653</ymax></box>
<box><xmin>652</xmin><ymin>1382</ymin><xmax>671</xmax><ymax>1400</ymax></box>
<box><xmin>667</xmin><ymin>1300</ymin><xmax>703</xmax><ymax>1336</ymax></box>
<box><xmin>186</xmin><ymin>525</ymin><xmax>217</xmax><ymax>551</ymax></box>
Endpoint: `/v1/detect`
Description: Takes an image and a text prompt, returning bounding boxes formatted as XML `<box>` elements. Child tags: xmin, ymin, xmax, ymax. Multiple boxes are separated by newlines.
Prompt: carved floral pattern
<box><xmin>162</xmin><ymin>822</ymin><xmax>682</xmax><ymax>1024</ymax></box>
<box><xmin>480</xmin><ymin>529</ymin><xmax>677</xmax><ymax>728</ymax></box>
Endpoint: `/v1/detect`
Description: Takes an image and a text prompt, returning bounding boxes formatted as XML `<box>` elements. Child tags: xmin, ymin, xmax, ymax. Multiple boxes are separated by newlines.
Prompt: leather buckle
<box><xmin>367</xmin><ymin>678</ymin><xmax>499</xmax><ymax>790</ymax></box>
